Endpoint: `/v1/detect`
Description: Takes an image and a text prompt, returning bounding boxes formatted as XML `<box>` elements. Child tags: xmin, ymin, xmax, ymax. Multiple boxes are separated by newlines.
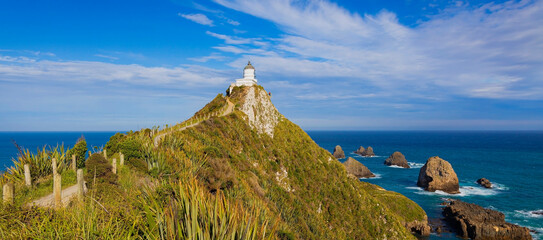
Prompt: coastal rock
<box><xmin>417</xmin><ymin>156</ymin><xmax>460</xmax><ymax>194</ymax></box>
<box><xmin>342</xmin><ymin>157</ymin><xmax>375</xmax><ymax>178</ymax></box>
<box><xmin>405</xmin><ymin>218</ymin><xmax>431</xmax><ymax>237</ymax></box>
<box><xmin>354</xmin><ymin>146</ymin><xmax>375</xmax><ymax>157</ymax></box>
<box><xmin>443</xmin><ymin>200</ymin><xmax>532</xmax><ymax>240</ymax></box>
<box><xmin>477</xmin><ymin>178</ymin><xmax>492</xmax><ymax>188</ymax></box>
<box><xmin>354</xmin><ymin>146</ymin><xmax>365</xmax><ymax>154</ymax></box>
<box><xmin>384</xmin><ymin>151</ymin><xmax>410</xmax><ymax>168</ymax></box>
<box><xmin>333</xmin><ymin>145</ymin><xmax>345</xmax><ymax>159</ymax></box>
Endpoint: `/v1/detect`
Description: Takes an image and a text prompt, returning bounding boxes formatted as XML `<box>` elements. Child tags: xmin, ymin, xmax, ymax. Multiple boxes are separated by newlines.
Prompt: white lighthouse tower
<box><xmin>229</xmin><ymin>61</ymin><xmax>258</xmax><ymax>94</ymax></box>
<box><xmin>235</xmin><ymin>61</ymin><xmax>257</xmax><ymax>86</ymax></box>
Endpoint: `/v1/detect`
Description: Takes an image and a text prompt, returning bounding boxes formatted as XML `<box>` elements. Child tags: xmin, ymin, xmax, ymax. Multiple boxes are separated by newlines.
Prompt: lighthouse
<box><xmin>235</xmin><ymin>61</ymin><xmax>257</xmax><ymax>86</ymax></box>
<box><xmin>229</xmin><ymin>61</ymin><xmax>258</xmax><ymax>94</ymax></box>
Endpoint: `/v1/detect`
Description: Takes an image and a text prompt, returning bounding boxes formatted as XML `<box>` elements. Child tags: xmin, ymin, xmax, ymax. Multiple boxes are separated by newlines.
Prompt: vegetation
<box><xmin>0</xmin><ymin>85</ymin><xmax>427</xmax><ymax>239</ymax></box>
<box><xmin>1</xmin><ymin>144</ymin><xmax>70</xmax><ymax>186</ymax></box>
<box><xmin>67</xmin><ymin>136</ymin><xmax>87</xmax><ymax>168</ymax></box>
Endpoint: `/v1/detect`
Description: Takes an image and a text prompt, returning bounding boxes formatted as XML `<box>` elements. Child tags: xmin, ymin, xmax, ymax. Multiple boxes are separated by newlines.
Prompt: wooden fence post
<box><xmin>112</xmin><ymin>158</ymin><xmax>117</xmax><ymax>174</ymax></box>
<box><xmin>72</xmin><ymin>154</ymin><xmax>77</xmax><ymax>171</ymax></box>
<box><xmin>2</xmin><ymin>182</ymin><xmax>14</xmax><ymax>204</ymax></box>
<box><xmin>120</xmin><ymin>153</ymin><xmax>124</xmax><ymax>166</ymax></box>
<box><xmin>77</xmin><ymin>169</ymin><xmax>84</xmax><ymax>201</ymax></box>
<box><xmin>103</xmin><ymin>149</ymin><xmax>107</xmax><ymax>159</ymax></box>
<box><xmin>54</xmin><ymin>173</ymin><xmax>62</xmax><ymax>208</ymax></box>
<box><xmin>24</xmin><ymin>164</ymin><xmax>31</xmax><ymax>186</ymax></box>
<box><xmin>52</xmin><ymin>158</ymin><xmax>57</xmax><ymax>175</ymax></box>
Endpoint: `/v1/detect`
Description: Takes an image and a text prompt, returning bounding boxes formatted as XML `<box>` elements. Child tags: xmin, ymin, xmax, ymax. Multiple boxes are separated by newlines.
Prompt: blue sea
<box><xmin>307</xmin><ymin>131</ymin><xmax>543</xmax><ymax>240</ymax></box>
<box><xmin>0</xmin><ymin>132</ymin><xmax>117</xmax><ymax>171</ymax></box>
<box><xmin>1</xmin><ymin>131</ymin><xmax>542</xmax><ymax>239</ymax></box>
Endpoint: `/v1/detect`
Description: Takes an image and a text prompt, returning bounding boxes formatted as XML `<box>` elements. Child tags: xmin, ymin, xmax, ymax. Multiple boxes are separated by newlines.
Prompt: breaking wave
<box><xmin>406</xmin><ymin>185</ymin><xmax>501</xmax><ymax>197</ymax></box>
<box><xmin>408</xmin><ymin>162</ymin><xmax>424</xmax><ymax>168</ymax></box>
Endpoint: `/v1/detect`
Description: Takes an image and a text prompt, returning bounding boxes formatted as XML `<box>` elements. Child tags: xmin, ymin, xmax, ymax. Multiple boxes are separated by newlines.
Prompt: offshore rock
<box><xmin>333</xmin><ymin>145</ymin><xmax>345</xmax><ymax>159</ymax></box>
<box><xmin>405</xmin><ymin>218</ymin><xmax>431</xmax><ymax>237</ymax></box>
<box><xmin>355</xmin><ymin>146</ymin><xmax>375</xmax><ymax>157</ymax></box>
<box><xmin>477</xmin><ymin>178</ymin><xmax>492</xmax><ymax>188</ymax></box>
<box><xmin>443</xmin><ymin>200</ymin><xmax>532</xmax><ymax>240</ymax></box>
<box><xmin>385</xmin><ymin>151</ymin><xmax>410</xmax><ymax>168</ymax></box>
<box><xmin>417</xmin><ymin>156</ymin><xmax>460</xmax><ymax>194</ymax></box>
<box><xmin>342</xmin><ymin>157</ymin><xmax>375</xmax><ymax>178</ymax></box>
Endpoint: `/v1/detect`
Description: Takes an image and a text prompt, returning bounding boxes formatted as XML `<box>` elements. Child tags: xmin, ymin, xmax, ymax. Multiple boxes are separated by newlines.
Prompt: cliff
<box><xmin>0</xmin><ymin>85</ymin><xmax>429</xmax><ymax>239</ymax></box>
<box><xmin>158</xmin><ymin>85</ymin><xmax>429</xmax><ymax>239</ymax></box>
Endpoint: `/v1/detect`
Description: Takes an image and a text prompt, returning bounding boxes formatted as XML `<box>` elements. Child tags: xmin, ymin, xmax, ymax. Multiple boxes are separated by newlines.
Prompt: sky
<box><xmin>0</xmin><ymin>0</ymin><xmax>542</xmax><ymax>131</ymax></box>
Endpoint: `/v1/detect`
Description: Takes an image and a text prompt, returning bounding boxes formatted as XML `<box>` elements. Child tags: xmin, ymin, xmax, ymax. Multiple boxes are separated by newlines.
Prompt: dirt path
<box><xmin>153</xmin><ymin>99</ymin><xmax>234</xmax><ymax>147</ymax></box>
<box><xmin>30</xmin><ymin>183</ymin><xmax>87</xmax><ymax>207</ymax></box>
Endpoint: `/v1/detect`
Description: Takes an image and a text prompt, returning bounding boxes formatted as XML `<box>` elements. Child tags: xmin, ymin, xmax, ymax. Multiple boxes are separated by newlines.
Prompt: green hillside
<box><xmin>0</xmin><ymin>85</ymin><xmax>428</xmax><ymax>239</ymax></box>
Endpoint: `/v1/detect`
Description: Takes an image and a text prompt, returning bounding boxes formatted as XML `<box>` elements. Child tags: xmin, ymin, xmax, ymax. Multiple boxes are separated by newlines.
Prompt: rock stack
<box><xmin>476</xmin><ymin>178</ymin><xmax>492</xmax><ymax>188</ymax></box>
<box><xmin>342</xmin><ymin>157</ymin><xmax>375</xmax><ymax>178</ymax></box>
<box><xmin>354</xmin><ymin>146</ymin><xmax>375</xmax><ymax>157</ymax></box>
<box><xmin>384</xmin><ymin>151</ymin><xmax>410</xmax><ymax>168</ymax></box>
<box><xmin>333</xmin><ymin>145</ymin><xmax>345</xmax><ymax>159</ymax></box>
<box><xmin>417</xmin><ymin>156</ymin><xmax>459</xmax><ymax>194</ymax></box>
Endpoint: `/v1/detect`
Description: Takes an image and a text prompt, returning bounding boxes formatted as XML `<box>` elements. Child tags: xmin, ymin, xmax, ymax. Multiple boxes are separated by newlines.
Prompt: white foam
<box><xmin>528</xmin><ymin>227</ymin><xmax>543</xmax><ymax>240</ymax></box>
<box><xmin>360</xmin><ymin>173</ymin><xmax>382</xmax><ymax>180</ymax></box>
<box><xmin>515</xmin><ymin>209</ymin><xmax>543</xmax><ymax>219</ymax></box>
<box><xmin>492</xmin><ymin>182</ymin><xmax>509</xmax><ymax>191</ymax></box>
<box><xmin>387</xmin><ymin>165</ymin><xmax>406</xmax><ymax>169</ymax></box>
<box><xmin>406</xmin><ymin>185</ymin><xmax>500</xmax><ymax>197</ymax></box>
<box><xmin>408</xmin><ymin>162</ymin><xmax>424</xmax><ymax>168</ymax></box>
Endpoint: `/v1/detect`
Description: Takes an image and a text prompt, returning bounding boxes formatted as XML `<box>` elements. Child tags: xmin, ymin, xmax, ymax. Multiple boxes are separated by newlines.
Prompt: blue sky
<box><xmin>0</xmin><ymin>0</ymin><xmax>542</xmax><ymax>131</ymax></box>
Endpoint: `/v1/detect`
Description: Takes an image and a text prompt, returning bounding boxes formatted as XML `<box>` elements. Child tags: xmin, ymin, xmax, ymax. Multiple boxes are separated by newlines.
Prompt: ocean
<box><xmin>0</xmin><ymin>132</ymin><xmax>117</xmax><ymax>171</ymax></box>
<box><xmin>1</xmin><ymin>131</ymin><xmax>542</xmax><ymax>239</ymax></box>
<box><xmin>307</xmin><ymin>131</ymin><xmax>543</xmax><ymax>239</ymax></box>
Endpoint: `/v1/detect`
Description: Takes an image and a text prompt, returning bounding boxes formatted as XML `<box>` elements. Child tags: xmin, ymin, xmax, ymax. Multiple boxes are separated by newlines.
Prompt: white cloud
<box><xmin>206</xmin><ymin>31</ymin><xmax>257</xmax><ymax>44</ymax></box>
<box><xmin>188</xmin><ymin>54</ymin><xmax>227</xmax><ymax>62</ymax></box>
<box><xmin>94</xmin><ymin>54</ymin><xmax>119</xmax><ymax>60</ymax></box>
<box><xmin>0</xmin><ymin>55</ymin><xmax>229</xmax><ymax>86</ymax></box>
<box><xmin>213</xmin><ymin>0</ymin><xmax>543</xmax><ymax>100</ymax></box>
<box><xmin>179</xmin><ymin>13</ymin><xmax>214</xmax><ymax>26</ymax></box>
<box><xmin>226</xmin><ymin>18</ymin><xmax>240</xmax><ymax>26</ymax></box>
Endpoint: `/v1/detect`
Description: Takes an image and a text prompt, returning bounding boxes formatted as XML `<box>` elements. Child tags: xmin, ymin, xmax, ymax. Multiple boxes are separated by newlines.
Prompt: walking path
<box><xmin>153</xmin><ymin>99</ymin><xmax>234</xmax><ymax>147</ymax></box>
<box><xmin>30</xmin><ymin>183</ymin><xmax>87</xmax><ymax>207</ymax></box>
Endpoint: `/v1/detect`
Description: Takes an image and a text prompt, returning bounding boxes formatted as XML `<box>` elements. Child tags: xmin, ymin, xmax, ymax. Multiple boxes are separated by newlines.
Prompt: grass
<box><xmin>0</xmin><ymin>85</ymin><xmax>428</xmax><ymax>239</ymax></box>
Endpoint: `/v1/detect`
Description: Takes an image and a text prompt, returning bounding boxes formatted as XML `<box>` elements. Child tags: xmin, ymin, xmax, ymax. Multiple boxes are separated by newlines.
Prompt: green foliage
<box><xmin>104</xmin><ymin>132</ymin><xmax>125</xmax><ymax>155</ymax></box>
<box><xmin>1</xmin><ymin>144</ymin><xmax>70</xmax><ymax>186</ymax></box>
<box><xmin>0</xmin><ymin>86</ymin><xmax>427</xmax><ymax>239</ymax></box>
<box><xmin>119</xmin><ymin>138</ymin><xmax>143</xmax><ymax>161</ymax></box>
<box><xmin>127</xmin><ymin>158</ymin><xmax>148</xmax><ymax>173</ymax></box>
<box><xmin>67</xmin><ymin>136</ymin><xmax>87</xmax><ymax>168</ymax></box>
<box><xmin>85</xmin><ymin>153</ymin><xmax>116</xmax><ymax>189</ymax></box>
<box><xmin>136</xmin><ymin>178</ymin><xmax>276</xmax><ymax>240</ymax></box>
<box><xmin>199</xmin><ymin>158</ymin><xmax>236</xmax><ymax>192</ymax></box>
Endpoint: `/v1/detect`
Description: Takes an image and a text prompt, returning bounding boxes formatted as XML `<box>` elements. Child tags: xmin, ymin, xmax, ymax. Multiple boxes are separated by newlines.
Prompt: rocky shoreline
<box><xmin>442</xmin><ymin>199</ymin><xmax>532</xmax><ymax>240</ymax></box>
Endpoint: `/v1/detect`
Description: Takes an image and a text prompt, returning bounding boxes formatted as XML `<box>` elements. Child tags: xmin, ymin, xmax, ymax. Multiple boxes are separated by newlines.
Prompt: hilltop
<box><xmin>0</xmin><ymin>85</ymin><xmax>429</xmax><ymax>239</ymax></box>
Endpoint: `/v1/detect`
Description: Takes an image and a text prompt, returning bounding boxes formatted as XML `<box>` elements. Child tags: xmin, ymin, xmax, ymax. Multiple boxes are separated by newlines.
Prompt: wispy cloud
<box><xmin>0</xmin><ymin>55</ymin><xmax>229</xmax><ymax>86</ymax></box>
<box><xmin>94</xmin><ymin>54</ymin><xmax>119</xmax><ymax>60</ymax></box>
<box><xmin>179</xmin><ymin>13</ymin><xmax>214</xmax><ymax>26</ymax></box>
<box><xmin>213</xmin><ymin>0</ymin><xmax>543</xmax><ymax>100</ymax></box>
<box><xmin>206</xmin><ymin>31</ymin><xmax>257</xmax><ymax>44</ymax></box>
<box><xmin>188</xmin><ymin>54</ymin><xmax>227</xmax><ymax>62</ymax></box>
<box><xmin>226</xmin><ymin>18</ymin><xmax>240</xmax><ymax>26</ymax></box>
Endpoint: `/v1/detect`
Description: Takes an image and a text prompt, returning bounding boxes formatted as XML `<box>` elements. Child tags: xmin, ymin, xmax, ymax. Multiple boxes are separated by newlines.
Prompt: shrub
<box><xmin>143</xmin><ymin>128</ymin><xmax>152</xmax><ymax>138</ymax></box>
<box><xmin>119</xmin><ymin>138</ymin><xmax>143</xmax><ymax>161</ymax></box>
<box><xmin>104</xmin><ymin>132</ymin><xmax>125</xmax><ymax>155</ymax></box>
<box><xmin>199</xmin><ymin>158</ymin><xmax>236</xmax><ymax>192</ymax></box>
<box><xmin>67</xmin><ymin>136</ymin><xmax>87</xmax><ymax>168</ymax></box>
<box><xmin>127</xmin><ymin>158</ymin><xmax>148</xmax><ymax>173</ymax></box>
<box><xmin>85</xmin><ymin>153</ymin><xmax>116</xmax><ymax>188</ymax></box>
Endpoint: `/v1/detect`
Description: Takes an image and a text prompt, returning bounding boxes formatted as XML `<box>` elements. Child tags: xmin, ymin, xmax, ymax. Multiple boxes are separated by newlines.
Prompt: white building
<box><xmin>230</xmin><ymin>61</ymin><xmax>257</xmax><ymax>93</ymax></box>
